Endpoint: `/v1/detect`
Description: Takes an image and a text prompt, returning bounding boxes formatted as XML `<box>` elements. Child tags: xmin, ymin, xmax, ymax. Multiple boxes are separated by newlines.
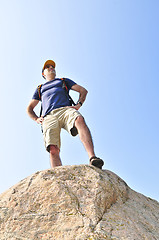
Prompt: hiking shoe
<box><xmin>90</xmin><ymin>156</ymin><xmax>104</xmax><ymax>169</ymax></box>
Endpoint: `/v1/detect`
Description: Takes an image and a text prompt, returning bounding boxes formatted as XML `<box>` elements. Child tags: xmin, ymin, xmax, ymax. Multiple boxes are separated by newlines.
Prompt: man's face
<box><xmin>43</xmin><ymin>64</ymin><xmax>56</xmax><ymax>80</ymax></box>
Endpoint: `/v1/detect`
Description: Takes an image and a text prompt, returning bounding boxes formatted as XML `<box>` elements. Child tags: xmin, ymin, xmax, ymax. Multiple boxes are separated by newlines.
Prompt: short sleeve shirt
<box><xmin>32</xmin><ymin>78</ymin><xmax>76</xmax><ymax>117</ymax></box>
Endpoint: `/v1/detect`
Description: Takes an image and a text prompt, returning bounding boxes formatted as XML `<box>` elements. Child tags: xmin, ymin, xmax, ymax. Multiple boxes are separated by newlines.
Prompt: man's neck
<box><xmin>46</xmin><ymin>76</ymin><xmax>56</xmax><ymax>82</ymax></box>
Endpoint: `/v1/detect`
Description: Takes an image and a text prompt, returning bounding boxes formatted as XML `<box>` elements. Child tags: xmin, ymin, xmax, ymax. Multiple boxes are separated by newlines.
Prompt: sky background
<box><xmin>0</xmin><ymin>0</ymin><xmax>158</xmax><ymax>201</ymax></box>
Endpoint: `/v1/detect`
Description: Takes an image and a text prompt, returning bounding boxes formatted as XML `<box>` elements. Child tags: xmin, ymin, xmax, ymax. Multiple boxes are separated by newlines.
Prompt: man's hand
<box><xmin>36</xmin><ymin>117</ymin><xmax>44</xmax><ymax>124</ymax></box>
<box><xmin>70</xmin><ymin>103</ymin><xmax>81</xmax><ymax>111</ymax></box>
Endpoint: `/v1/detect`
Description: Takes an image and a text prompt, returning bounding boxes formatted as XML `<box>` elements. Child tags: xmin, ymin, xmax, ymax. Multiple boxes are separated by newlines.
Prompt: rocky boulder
<box><xmin>0</xmin><ymin>165</ymin><xmax>159</xmax><ymax>239</ymax></box>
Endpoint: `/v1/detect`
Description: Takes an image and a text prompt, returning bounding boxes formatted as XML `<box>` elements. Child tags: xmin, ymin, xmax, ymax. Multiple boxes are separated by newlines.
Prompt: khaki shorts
<box><xmin>42</xmin><ymin>107</ymin><xmax>82</xmax><ymax>152</ymax></box>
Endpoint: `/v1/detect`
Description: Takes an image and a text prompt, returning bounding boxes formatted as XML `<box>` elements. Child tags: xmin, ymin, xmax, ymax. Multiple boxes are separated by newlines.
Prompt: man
<box><xmin>27</xmin><ymin>60</ymin><xmax>104</xmax><ymax>169</ymax></box>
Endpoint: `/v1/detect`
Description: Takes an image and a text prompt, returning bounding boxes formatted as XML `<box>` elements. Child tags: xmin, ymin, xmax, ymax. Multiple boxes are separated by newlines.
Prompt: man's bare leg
<box><xmin>74</xmin><ymin>116</ymin><xmax>95</xmax><ymax>159</ymax></box>
<box><xmin>75</xmin><ymin>116</ymin><xmax>104</xmax><ymax>169</ymax></box>
<box><xmin>49</xmin><ymin>145</ymin><xmax>62</xmax><ymax>168</ymax></box>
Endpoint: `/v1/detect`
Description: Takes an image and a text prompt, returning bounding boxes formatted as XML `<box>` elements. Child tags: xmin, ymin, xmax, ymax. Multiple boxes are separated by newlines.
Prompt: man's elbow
<box><xmin>26</xmin><ymin>105</ymin><xmax>32</xmax><ymax>115</ymax></box>
<box><xmin>83</xmin><ymin>87</ymin><xmax>88</xmax><ymax>96</ymax></box>
<box><xmin>85</xmin><ymin>89</ymin><xmax>88</xmax><ymax>98</ymax></box>
<box><xmin>26</xmin><ymin>106</ymin><xmax>30</xmax><ymax>115</ymax></box>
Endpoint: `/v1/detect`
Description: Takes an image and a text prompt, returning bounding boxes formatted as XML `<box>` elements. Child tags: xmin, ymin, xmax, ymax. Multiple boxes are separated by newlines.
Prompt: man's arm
<box><xmin>26</xmin><ymin>99</ymin><xmax>44</xmax><ymax>124</ymax></box>
<box><xmin>71</xmin><ymin>84</ymin><xmax>88</xmax><ymax>109</ymax></box>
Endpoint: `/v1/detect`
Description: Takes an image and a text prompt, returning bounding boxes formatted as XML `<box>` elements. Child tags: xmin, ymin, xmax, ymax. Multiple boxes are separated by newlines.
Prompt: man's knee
<box><xmin>75</xmin><ymin>116</ymin><xmax>85</xmax><ymax>127</ymax></box>
<box><xmin>49</xmin><ymin>145</ymin><xmax>60</xmax><ymax>155</ymax></box>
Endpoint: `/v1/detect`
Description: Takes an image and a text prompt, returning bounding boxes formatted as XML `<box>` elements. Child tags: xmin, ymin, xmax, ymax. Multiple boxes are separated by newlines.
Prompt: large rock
<box><xmin>0</xmin><ymin>165</ymin><xmax>159</xmax><ymax>239</ymax></box>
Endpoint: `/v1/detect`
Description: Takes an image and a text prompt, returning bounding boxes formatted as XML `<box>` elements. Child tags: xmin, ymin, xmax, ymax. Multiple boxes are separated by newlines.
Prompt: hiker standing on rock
<box><xmin>27</xmin><ymin>60</ymin><xmax>104</xmax><ymax>169</ymax></box>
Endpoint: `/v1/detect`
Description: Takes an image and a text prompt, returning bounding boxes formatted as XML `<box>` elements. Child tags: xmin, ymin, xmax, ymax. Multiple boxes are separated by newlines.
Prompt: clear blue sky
<box><xmin>0</xmin><ymin>0</ymin><xmax>158</xmax><ymax>201</ymax></box>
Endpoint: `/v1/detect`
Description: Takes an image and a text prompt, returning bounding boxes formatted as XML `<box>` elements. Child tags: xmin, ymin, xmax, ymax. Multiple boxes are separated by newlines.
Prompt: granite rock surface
<box><xmin>0</xmin><ymin>165</ymin><xmax>159</xmax><ymax>239</ymax></box>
